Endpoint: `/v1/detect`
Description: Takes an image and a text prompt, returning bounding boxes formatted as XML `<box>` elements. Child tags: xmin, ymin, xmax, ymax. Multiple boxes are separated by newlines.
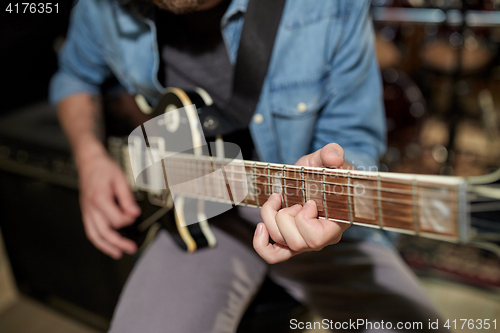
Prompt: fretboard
<box><xmin>153</xmin><ymin>154</ymin><xmax>469</xmax><ymax>243</ymax></box>
<box><xmin>106</xmin><ymin>136</ymin><xmax>471</xmax><ymax>245</ymax></box>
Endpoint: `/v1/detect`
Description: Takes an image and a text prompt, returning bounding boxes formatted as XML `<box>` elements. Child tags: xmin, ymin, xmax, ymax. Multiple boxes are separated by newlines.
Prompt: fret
<box><xmin>219</xmin><ymin>161</ymin><xmax>226</xmax><ymax>200</ymax></box>
<box><xmin>235</xmin><ymin>160</ymin><xmax>247</xmax><ymax>204</ymax></box>
<box><xmin>322</xmin><ymin>169</ymin><xmax>328</xmax><ymax>219</ymax></box>
<box><xmin>196</xmin><ymin>158</ymin><xmax>201</xmax><ymax>196</ymax></box>
<box><xmin>283</xmin><ymin>165</ymin><xmax>288</xmax><ymax>208</ymax></box>
<box><xmin>228</xmin><ymin>161</ymin><xmax>237</xmax><ymax>205</ymax></box>
<box><xmin>205</xmin><ymin>160</ymin><xmax>211</xmax><ymax>198</ymax></box>
<box><xmin>412</xmin><ymin>179</ymin><xmax>419</xmax><ymax>235</ymax></box>
<box><xmin>254</xmin><ymin>164</ymin><xmax>273</xmax><ymax>205</ymax></box>
<box><xmin>243</xmin><ymin>164</ymin><xmax>256</xmax><ymax>205</ymax></box>
<box><xmin>222</xmin><ymin>162</ymin><xmax>231</xmax><ymax>204</ymax></box>
<box><xmin>347</xmin><ymin>171</ymin><xmax>353</xmax><ymax>224</ymax></box>
<box><xmin>254</xmin><ymin>162</ymin><xmax>259</xmax><ymax>207</ymax></box>
<box><xmin>233</xmin><ymin>160</ymin><xmax>246</xmax><ymax>204</ymax></box>
<box><xmin>218</xmin><ymin>161</ymin><xmax>229</xmax><ymax>201</ymax></box>
<box><xmin>284</xmin><ymin>166</ymin><xmax>302</xmax><ymax>207</ymax></box>
<box><xmin>265</xmin><ymin>164</ymin><xmax>285</xmax><ymax>206</ymax></box>
<box><xmin>199</xmin><ymin>159</ymin><xmax>205</xmax><ymax>196</ymax></box>
<box><xmin>212</xmin><ymin>159</ymin><xmax>217</xmax><ymax>199</ymax></box>
<box><xmin>211</xmin><ymin>159</ymin><xmax>217</xmax><ymax>199</ymax></box>
<box><xmin>243</xmin><ymin>174</ymin><xmax>248</xmax><ymax>205</ymax></box>
<box><xmin>266</xmin><ymin>164</ymin><xmax>271</xmax><ymax>196</ymax></box>
<box><xmin>377</xmin><ymin>174</ymin><xmax>383</xmax><ymax>229</ymax></box>
<box><xmin>301</xmin><ymin>167</ymin><xmax>306</xmax><ymax>205</ymax></box>
<box><xmin>192</xmin><ymin>158</ymin><xmax>198</xmax><ymax>195</ymax></box>
<box><xmin>212</xmin><ymin>160</ymin><xmax>219</xmax><ymax>199</ymax></box>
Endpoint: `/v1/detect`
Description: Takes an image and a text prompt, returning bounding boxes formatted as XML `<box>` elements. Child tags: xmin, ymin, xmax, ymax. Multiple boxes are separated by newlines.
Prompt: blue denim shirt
<box><xmin>49</xmin><ymin>0</ymin><xmax>391</xmax><ymax>247</ymax></box>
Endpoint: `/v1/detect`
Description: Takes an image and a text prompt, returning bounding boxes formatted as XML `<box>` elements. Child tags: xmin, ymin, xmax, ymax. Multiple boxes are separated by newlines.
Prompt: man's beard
<box><xmin>150</xmin><ymin>0</ymin><xmax>211</xmax><ymax>14</ymax></box>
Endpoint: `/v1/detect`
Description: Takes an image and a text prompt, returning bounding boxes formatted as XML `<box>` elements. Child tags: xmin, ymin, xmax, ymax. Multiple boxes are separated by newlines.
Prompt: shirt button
<box><xmin>253</xmin><ymin>114</ymin><xmax>264</xmax><ymax>124</ymax></box>
<box><xmin>297</xmin><ymin>102</ymin><xmax>307</xmax><ymax>113</ymax></box>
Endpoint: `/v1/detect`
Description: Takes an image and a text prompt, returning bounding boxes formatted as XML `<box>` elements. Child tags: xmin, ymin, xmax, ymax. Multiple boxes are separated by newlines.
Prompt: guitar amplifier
<box><xmin>0</xmin><ymin>102</ymin><xmax>136</xmax><ymax>330</ymax></box>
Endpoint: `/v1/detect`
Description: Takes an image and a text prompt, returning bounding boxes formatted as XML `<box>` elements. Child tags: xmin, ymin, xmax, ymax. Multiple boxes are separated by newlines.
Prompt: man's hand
<box><xmin>57</xmin><ymin>94</ymin><xmax>141</xmax><ymax>259</ymax></box>
<box><xmin>253</xmin><ymin>143</ymin><xmax>351</xmax><ymax>264</ymax></box>
<box><xmin>79</xmin><ymin>152</ymin><xmax>141</xmax><ymax>259</ymax></box>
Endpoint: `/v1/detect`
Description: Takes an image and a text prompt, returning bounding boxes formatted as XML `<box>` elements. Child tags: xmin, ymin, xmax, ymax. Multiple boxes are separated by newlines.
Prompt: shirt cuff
<box><xmin>49</xmin><ymin>71</ymin><xmax>101</xmax><ymax>105</ymax></box>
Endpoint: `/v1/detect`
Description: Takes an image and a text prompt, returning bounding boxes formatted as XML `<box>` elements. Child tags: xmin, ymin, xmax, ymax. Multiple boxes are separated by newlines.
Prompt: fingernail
<box><xmin>329</xmin><ymin>148</ymin><xmax>341</xmax><ymax>156</ymax></box>
<box><xmin>255</xmin><ymin>223</ymin><xmax>263</xmax><ymax>236</ymax></box>
<box><xmin>328</xmin><ymin>149</ymin><xmax>344</xmax><ymax>161</ymax></box>
<box><xmin>305</xmin><ymin>200</ymin><xmax>315</xmax><ymax>207</ymax></box>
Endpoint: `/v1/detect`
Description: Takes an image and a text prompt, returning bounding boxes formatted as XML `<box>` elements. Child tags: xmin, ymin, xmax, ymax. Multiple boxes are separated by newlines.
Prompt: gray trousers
<box><xmin>109</xmin><ymin>207</ymin><xmax>446</xmax><ymax>333</ymax></box>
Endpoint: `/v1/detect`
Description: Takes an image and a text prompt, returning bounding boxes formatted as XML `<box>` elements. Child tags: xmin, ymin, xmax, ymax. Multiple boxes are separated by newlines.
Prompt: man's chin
<box><xmin>151</xmin><ymin>0</ymin><xmax>211</xmax><ymax>14</ymax></box>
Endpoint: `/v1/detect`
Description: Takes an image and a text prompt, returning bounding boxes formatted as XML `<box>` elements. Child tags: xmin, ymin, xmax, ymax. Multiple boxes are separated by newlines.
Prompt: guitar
<box><xmin>108</xmin><ymin>88</ymin><xmax>500</xmax><ymax>255</ymax></box>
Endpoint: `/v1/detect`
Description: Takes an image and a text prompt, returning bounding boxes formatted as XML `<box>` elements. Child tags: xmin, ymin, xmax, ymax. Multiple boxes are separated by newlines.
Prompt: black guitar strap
<box><xmin>223</xmin><ymin>0</ymin><xmax>287</xmax><ymax>129</ymax></box>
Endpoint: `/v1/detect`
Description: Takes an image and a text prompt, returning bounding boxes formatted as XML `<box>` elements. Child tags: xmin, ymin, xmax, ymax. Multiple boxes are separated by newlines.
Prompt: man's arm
<box><xmin>58</xmin><ymin>94</ymin><xmax>140</xmax><ymax>259</ymax></box>
<box><xmin>58</xmin><ymin>94</ymin><xmax>105</xmax><ymax>168</ymax></box>
<box><xmin>313</xmin><ymin>0</ymin><xmax>386</xmax><ymax>170</ymax></box>
<box><xmin>51</xmin><ymin>1</ymin><xmax>140</xmax><ymax>258</ymax></box>
<box><xmin>253</xmin><ymin>0</ymin><xmax>384</xmax><ymax>263</ymax></box>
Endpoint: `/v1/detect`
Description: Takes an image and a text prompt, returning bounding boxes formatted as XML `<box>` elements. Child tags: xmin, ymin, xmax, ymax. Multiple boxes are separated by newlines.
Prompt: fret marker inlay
<box><xmin>418</xmin><ymin>187</ymin><xmax>454</xmax><ymax>234</ymax></box>
<box><xmin>353</xmin><ymin>180</ymin><xmax>375</xmax><ymax>220</ymax></box>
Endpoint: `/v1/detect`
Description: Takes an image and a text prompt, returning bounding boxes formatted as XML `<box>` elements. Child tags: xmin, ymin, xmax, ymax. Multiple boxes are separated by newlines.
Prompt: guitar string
<box><xmin>144</xmin><ymin>166</ymin><xmax>498</xmax><ymax>220</ymax></box>
<box><xmin>159</xmin><ymin>190</ymin><xmax>461</xmax><ymax>237</ymax></box>
<box><xmin>163</xmin><ymin>169</ymin><xmax>500</xmax><ymax>213</ymax></box>
<box><xmin>163</xmin><ymin>166</ymin><xmax>462</xmax><ymax>203</ymax></box>
<box><xmin>135</xmin><ymin>156</ymin><xmax>490</xmax><ymax>235</ymax></box>
<box><xmin>164</xmin><ymin>169</ymin><xmax>462</xmax><ymax>208</ymax></box>
<box><xmin>160</xmin><ymin>159</ymin><xmax>495</xmax><ymax>207</ymax></box>
<box><xmin>163</xmin><ymin>163</ymin><xmax>463</xmax><ymax>197</ymax></box>
<box><xmin>160</xmin><ymin>155</ymin><xmax>465</xmax><ymax>189</ymax></box>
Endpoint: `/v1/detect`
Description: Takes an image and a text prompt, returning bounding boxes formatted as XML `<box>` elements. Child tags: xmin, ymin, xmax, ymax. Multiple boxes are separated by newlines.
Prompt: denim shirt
<box><xmin>49</xmin><ymin>0</ymin><xmax>391</xmax><ymax>247</ymax></box>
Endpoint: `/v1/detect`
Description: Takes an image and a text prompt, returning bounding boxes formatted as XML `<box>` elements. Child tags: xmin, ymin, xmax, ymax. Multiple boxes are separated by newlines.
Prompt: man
<box><xmin>50</xmin><ymin>0</ymin><xmax>446</xmax><ymax>332</ymax></box>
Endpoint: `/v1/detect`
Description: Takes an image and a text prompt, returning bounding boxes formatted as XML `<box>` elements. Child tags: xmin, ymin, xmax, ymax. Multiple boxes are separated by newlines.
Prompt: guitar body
<box><xmin>136</xmin><ymin>87</ymin><xmax>226</xmax><ymax>252</ymax></box>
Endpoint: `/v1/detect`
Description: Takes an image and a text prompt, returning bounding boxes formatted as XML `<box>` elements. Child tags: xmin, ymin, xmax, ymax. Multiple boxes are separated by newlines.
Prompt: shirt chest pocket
<box><xmin>269</xmin><ymin>69</ymin><xmax>334</xmax><ymax>118</ymax></box>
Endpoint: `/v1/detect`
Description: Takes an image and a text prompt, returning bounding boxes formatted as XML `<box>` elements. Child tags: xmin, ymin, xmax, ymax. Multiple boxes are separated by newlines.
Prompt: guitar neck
<box><xmin>158</xmin><ymin>154</ymin><xmax>470</xmax><ymax>243</ymax></box>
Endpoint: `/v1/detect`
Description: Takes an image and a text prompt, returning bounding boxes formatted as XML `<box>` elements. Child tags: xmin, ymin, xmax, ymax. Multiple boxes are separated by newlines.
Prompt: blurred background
<box><xmin>0</xmin><ymin>0</ymin><xmax>500</xmax><ymax>332</ymax></box>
